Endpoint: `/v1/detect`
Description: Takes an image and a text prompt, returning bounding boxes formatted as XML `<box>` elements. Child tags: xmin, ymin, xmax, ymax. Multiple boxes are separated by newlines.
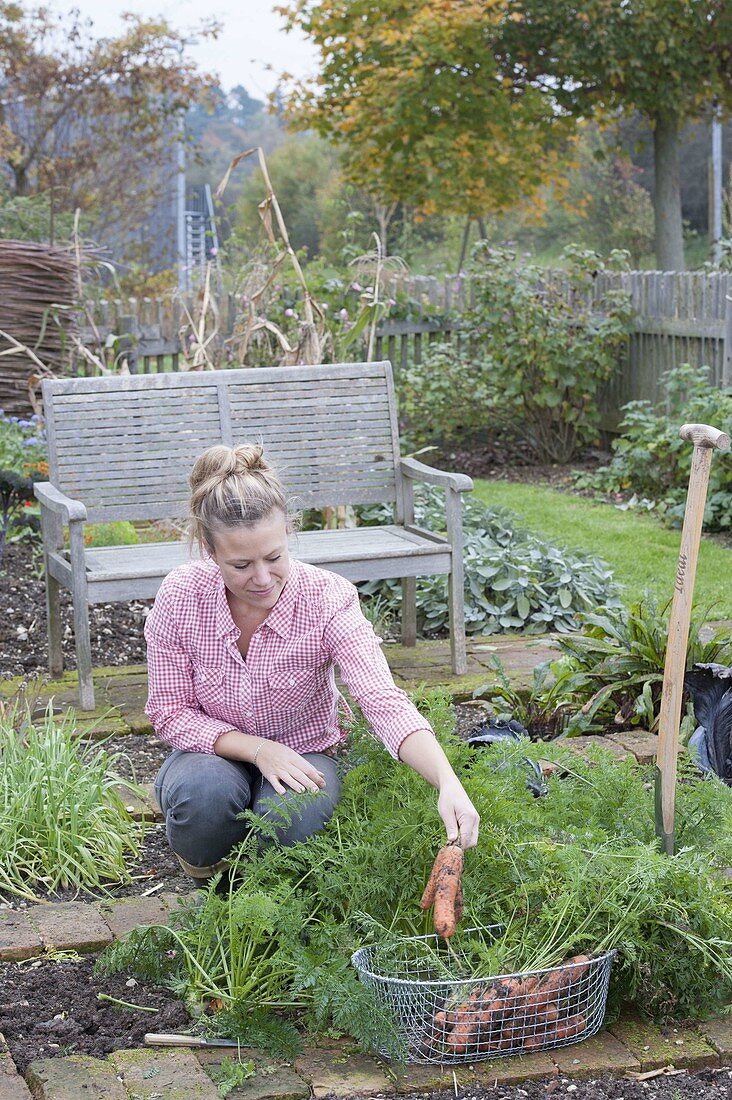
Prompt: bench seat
<box><xmin>49</xmin><ymin>524</ymin><xmax>452</xmax><ymax>602</ymax></box>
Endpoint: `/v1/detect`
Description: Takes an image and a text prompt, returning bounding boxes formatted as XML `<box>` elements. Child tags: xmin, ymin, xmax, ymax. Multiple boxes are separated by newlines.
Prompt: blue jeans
<box><xmin>154</xmin><ymin>750</ymin><xmax>342</xmax><ymax>881</ymax></box>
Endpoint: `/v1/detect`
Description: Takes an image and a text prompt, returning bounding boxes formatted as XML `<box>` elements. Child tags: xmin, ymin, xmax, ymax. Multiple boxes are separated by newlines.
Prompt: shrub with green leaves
<box><xmin>0</xmin><ymin>410</ymin><xmax>47</xmax><ymax>564</ymax></box>
<box><xmin>480</xmin><ymin>598</ymin><xmax>732</xmax><ymax>739</ymax></box>
<box><xmin>358</xmin><ymin>488</ymin><xmax>619</xmax><ymax>636</ymax></box>
<box><xmin>575</xmin><ymin>364</ymin><xmax>732</xmax><ymax>531</ymax></box>
<box><xmin>0</xmin><ymin>700</ymin><xmax>144</xmax><ymax>900</ymax></box>
<box><xmin>100</xmin><ymin>694</ymin><xmax>732</xmax><ymax>1050</ymax></box>
<box><xmin>397</xmin><ymin>341</ymin><xmax>501</xmax><ymax>451</ymax></box>
<box><xmin>465</xmin><ymin>244</ymin><xmax>634</xmax><ymax>463</ymax></box>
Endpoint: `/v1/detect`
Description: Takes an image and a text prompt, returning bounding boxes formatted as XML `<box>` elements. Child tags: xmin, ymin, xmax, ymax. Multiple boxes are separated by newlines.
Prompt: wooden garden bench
<box><xmin>35</xmin><ymin>362</ymin><xmax>473</xmax><ymax>709</ymax></box>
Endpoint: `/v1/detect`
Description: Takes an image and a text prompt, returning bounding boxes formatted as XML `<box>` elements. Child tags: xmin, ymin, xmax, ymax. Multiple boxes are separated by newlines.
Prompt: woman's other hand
<box><xmin>254</xmin><ymin>740</ymin><xmax>327</xmax><ymax>796</ymax></box>
<box><xmin>214</xmin><ymin>730</ymin><xmax>327</xmax><ymax>795</ymax></box>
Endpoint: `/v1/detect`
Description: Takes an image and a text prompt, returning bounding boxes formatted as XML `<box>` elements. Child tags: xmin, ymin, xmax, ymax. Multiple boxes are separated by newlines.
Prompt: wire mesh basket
<box><xmin>351</xmin><ymin>928</ymin><xmax>615</xmax><ymax>1064</ymax></box>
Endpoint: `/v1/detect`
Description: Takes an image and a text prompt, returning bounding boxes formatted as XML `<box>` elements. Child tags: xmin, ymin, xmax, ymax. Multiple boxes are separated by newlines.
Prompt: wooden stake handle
<box><xmin>655</xmin><ymin>423</ymin><xmax>729</xmax><ymax>854</ymax></box>
<box><xmin>679</xmin><ymin>423</ymin><xmax>731</xmax><ymax>451</ymax></box>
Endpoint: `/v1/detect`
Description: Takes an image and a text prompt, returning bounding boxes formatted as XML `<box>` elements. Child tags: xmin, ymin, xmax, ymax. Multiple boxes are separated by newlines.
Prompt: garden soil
<box><xmin>412</xmin><ymin>1070</ymin><xmax>732</xmax><ymax>1099</ymax></box>
<box><xmin>0</xmin><ymin>954</ymin><xmax>189</xmax><ymax>1075</ymax></box>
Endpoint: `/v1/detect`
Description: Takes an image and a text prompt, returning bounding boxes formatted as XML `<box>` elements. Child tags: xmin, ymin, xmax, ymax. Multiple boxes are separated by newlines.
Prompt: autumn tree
<box><xmin>277</xmin><ymin>0</ymin><xmax>575</xmax><ymax>223</ymax></box>
<box><xmin>280</xmin><ymin>0</ymin><xmax>732</xmax><ymax>269</ymax></box>
<box><xmin>499</xmin><ymin>0</ymin><xmax>732</xmax><ymax>269</ymax></box>
<box><xmin>0</xmin><ymin>2</ymin><xmax>216</xmax><ymax>259</ymax></box>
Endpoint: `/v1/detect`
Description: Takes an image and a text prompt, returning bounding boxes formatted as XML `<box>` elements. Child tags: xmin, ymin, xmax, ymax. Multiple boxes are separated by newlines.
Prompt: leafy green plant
<box><xmin>575</xmin><ymin>365</ymin><xmax>732</xmax><ymax>532</ymax></box>
<box><xmin>481</xmin><ymin>599</ymin><xmax>732</xmax><ymax>739</ymax></box>
<box><xmin>0</xmin><ymin>411</ymin><xmax>47</xmax><ymax>563</ymax></box>
<box><xmin>465</xmin><ymin>244</ymin><xmax>633</xmax><ymax>463</ymax></box>
<box><xmin>60</xmin><ymin>521</ymin><xmax>140</xmax><ymax>549</ymax></box>
<box><xmin>358</xmin><ymin>487</ymin><xmax>619</xmax><ymax>637</ymax></box>
<box><xmin>397</xmin><ymin>341</ymin><xmax>500</xmax><ymax>451</ymax></box>
<box><xmin>99</xmin><ymin>690</ymin><xmax>732</xmax><ymax>1044</ymax></box>
<box><xmin>0</xmin><ymin>698</ymin><xmax>144</xmax><ymax>900</ymax></box>
<box><xmin>210</xmin><ymin>1055</ymin><xmax>256</xmax><ymax>1097</ymax></box>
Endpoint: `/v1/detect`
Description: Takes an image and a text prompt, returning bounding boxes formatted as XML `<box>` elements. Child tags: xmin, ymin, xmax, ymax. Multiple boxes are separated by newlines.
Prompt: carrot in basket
<box><xmin>552</xmin><ymin>1013</ymin><xmax>587</xmax><ymax>1042</ymax></box>
<box><xmin>539</xmin><ymin>954</ymin><xmax>592</xmax><ymax>1002</ymax></box>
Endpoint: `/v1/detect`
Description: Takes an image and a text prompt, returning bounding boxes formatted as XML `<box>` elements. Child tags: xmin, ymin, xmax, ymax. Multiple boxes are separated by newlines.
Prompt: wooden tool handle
<box><xmin>656</xmin><ymin>421</ymin><xmax>729</xmax><ymax>854</ymax></box>
<box><xmin>680</xmin><ymin>423</ymin><xmax>731</xmax><ymax>450</ymax></box>
<box><xmin>144</xmin><ymin>1033</ymin><xmax>204</xmax><ymax>1047</ymax></box>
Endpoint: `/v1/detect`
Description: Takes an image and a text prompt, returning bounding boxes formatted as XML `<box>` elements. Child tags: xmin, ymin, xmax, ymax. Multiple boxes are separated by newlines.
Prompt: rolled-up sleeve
<box><xmin>322</xmin><ymin>584</ymin><xmax>434</xmax><ymax>759</ymax></box>
<box><xmin>144</xmin><ymin>584</ymin><xmax>236</xmax><ymax>754</ymax></box>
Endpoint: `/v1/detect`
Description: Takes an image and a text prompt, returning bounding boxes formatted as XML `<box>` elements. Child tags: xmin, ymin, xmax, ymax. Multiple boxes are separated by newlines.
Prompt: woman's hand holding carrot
<box><xmin>437</xmin><ymin>776</ymin><xmax>479</xmax><ymax>850</ymax></box>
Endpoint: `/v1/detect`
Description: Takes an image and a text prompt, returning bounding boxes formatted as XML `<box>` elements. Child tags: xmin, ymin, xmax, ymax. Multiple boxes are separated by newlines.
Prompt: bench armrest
<box><xmin>34</xmin><ymin>481</ymin><xmax>88</xmax><ymax>523</ymax></box>
<box><xmin>399</xmin><ymin>457</ymin><xmax>473</xmax><ymax>494</ymax></box>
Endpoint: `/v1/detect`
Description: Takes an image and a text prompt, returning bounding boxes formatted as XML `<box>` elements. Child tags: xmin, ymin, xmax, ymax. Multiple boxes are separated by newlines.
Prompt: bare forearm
<box><xmin>213</xmin><ymin>729</ymin><xmax>263</xmax><ymax>763</ymax></box>
<box><xmin>399</xmin><ymin>729</ymin><xmax>480</xmax><ymax>849</ymax></box>
<box><xmin>398</xmin><ymin>729</ymin><xmax>456</xmax><ymax>788</ymax></box>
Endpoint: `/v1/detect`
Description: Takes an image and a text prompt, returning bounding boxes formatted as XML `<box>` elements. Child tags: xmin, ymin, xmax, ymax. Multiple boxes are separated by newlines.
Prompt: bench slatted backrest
<box><xmin>42</xmin><ymin>362</ymin><xmax>402</xmax><ymax>524</ymax></box>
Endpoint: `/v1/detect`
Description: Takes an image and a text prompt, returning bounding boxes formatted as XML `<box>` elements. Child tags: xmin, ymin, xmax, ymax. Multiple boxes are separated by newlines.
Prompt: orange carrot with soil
<box><xmin>421</xmin><ymin>843</ymin><xmax>464</xmax><ymax>939</ymax></box>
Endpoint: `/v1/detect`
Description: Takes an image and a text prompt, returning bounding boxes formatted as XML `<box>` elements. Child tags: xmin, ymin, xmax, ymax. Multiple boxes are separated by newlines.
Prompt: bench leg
<box><xmin>448</xmin><ymin>570</ymin><xmax>468</xmax><ymax>677</ymax></box>
<box><xmin>73</xmin><ymin>598</ymin><xmax>96</xmax><ymax>711</ymax></box>
<box><xmin>45</xmin><ymin>571</ymin><xmax>64</xmax><ymax>677</ymax></box>
<box><xmin>68</xmin><ymin>522</ymin><xmax>95</xmax><ymax>711</ymax></box>
<box><xmin>401</xmin><ymin>577</ymin><xmax>417</xmax><ymax>647</ymax></box>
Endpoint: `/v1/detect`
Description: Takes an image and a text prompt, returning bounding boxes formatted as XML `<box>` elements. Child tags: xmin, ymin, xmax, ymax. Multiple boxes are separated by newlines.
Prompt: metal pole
<box><xmin>711</xmin><ymin>105</ymin><xmax>723</xmax><ymax>267</ymax></box>
<box><xmin>177</xmin><ymin>111</ymin><xmax>187</xmax><ymax>292</ymax></box>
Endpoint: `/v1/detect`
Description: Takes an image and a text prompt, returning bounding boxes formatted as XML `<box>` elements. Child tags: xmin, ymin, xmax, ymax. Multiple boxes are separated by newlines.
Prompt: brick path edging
<box><xmin>6</xmin><ymin>1021</ymin><xmax>732</xmax><ymax>1100</ymax></box>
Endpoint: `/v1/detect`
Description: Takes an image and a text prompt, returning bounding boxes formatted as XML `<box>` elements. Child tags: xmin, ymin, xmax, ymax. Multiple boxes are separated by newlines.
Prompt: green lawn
<box><xmin>473</xmin><ymin>478</ymin><xmax>732</xmax><ymax>619</ymax></box>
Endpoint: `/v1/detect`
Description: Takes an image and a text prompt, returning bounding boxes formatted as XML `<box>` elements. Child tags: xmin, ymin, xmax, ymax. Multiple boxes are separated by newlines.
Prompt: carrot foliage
<box><xmin>99</xmin><ymin>688</ymin><xmax>732</xmax><ymax>1052</ymax></box>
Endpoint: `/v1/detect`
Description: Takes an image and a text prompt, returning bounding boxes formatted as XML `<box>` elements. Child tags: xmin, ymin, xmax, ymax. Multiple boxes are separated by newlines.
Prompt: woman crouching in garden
<box><xmin>145</xmin><ymin>444</ymin><xmax>479</xmax><ymax>885</ymax></box>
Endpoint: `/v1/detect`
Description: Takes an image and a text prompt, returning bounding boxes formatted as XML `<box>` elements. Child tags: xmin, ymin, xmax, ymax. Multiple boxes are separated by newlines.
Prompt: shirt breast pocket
<box><xmin>192</xmin><ymin>664</ymin><xmax>226</xmax><ymax>708</ymax></box>
<box><xmin>268</xmin><ymin>666</ymin><xmax>319</xmax><ymax>711</ymax></box>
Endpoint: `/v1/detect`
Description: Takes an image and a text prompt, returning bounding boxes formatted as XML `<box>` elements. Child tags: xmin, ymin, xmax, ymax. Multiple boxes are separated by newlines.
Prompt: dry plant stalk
<box><xmin>177</xmin><ymin>261</ymin><xmax>221</xmax><ymax>371</ymax></box>
<box><xmin>216</xmin><ymin>147</ymin><xmax>330</xmax><ymax>366</ymax></box>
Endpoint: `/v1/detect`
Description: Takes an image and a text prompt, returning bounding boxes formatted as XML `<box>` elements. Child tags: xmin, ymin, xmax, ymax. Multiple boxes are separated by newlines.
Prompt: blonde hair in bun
<box><xmin>189</xmin><ymin>443</ymin><xmax>288</xmax><ymax>552</ymax></box>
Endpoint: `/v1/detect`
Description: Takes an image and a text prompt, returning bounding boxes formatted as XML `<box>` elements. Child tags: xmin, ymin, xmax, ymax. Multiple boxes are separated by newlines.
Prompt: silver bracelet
<box><xmin>252</xmin><ymin>739</ymin><xmax>266</xmax><ymax>768</ymax></box>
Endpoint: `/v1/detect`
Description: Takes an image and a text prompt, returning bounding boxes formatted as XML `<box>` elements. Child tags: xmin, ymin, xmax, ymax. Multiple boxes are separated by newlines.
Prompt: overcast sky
<box><xmin>46</xmin><ymin>0</ymin><xmax>318</xmax><ymax>100</ymax></box>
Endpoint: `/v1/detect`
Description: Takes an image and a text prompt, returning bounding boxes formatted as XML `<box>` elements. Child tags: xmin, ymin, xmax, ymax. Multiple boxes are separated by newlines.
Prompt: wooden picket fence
<box><xmin>79</xmin><ymin>270</ymin><xmax>732</xmax><ymax>422</ymax></box>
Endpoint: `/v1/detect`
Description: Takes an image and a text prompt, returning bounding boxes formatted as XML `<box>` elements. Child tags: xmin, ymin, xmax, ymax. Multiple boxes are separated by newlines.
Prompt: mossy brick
<box><xmin>607</xmin><ymin>731</ymin><xmax>659</xmax><ymax>765</ymax></box>
<box><xmin>113</xmin><ymin>781</ymin><xmax>163</xmax><ymax>823</ymax></box>
<box><xmin>609</xmin><ymin>1013</ymin><xmax>719</xmax><ymax>1071</ymax></box>
<box><xmin>126</xmin><ymin>711</ymin><xmax>155</xmax><ymax>735</ymax></box>
<box><xmin>110</xmin><ymin>1047</ymin><xmax>220</xmax><ymax>1098</ymax></box>
<box><xmin>24</xmin><ymin>1055</ymin><xmax>126</xmax><ymax>1099</ymax></box>
<box><xmin>394</xmin><ymin>669</ymin><xmax>490</xmax><ymax>699</ymax></box>
<box><xmin>472</xmin><ymin>1050</ymin><xmax>558</xmax><ymax>1087</ymax></box>
<box><xmin>94</xmin><ymin>663</ymin><xmax>148</xmax><ymax>680</ymax></box>
<box><xmin>568</xmin><ymin>736</ymin><xmax>632</xmax><ymax>761</ymax></box>
<box><xmin>0</xmin><ymin>909</ymin><xmax>43</xmax><ymax>961</ymax></box>
<box><xmin>0</xmin><ymin>1054</ymin><xmax>32</xmax><ymax>1099</ymax></box>
<box><xmin>28</xmin><ymin>901</ymin><xmax>113</xmax><ymax>953</ymax></box>
<box><xmin>96</xmin><ymin>894</ymin><xmax>172</xmax><ymax>939</ymax></box>
<box><xmin>196</xmin><ymin>1047</ymin><xmax>309</xmax><ymax>1100</ymax></box>
<box><xmin>73</xmin><ymin>711</ymin><xmax>128</xmax><ymax>741</ymax></box>
<box><xmin>551</xmin><ymin>1030</ymin><xmax>641</xmax><ymax>1079</ymax></box>
<box><xmin>698</xmin><ymin>1017</ymin><xmax>732</xmax><ymax>1058</ymax></box>
<box><xmin>293</xmin><ymin>1040</ymin><xmax>393</xmax><ymax>1098</ymax></box>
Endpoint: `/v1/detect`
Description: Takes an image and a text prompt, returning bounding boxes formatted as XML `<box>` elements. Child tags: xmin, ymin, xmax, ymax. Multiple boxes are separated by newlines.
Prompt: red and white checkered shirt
<box><xmin>144</xmin><ymin>557</ymin><xmax>433</xmax><ymax>759</ymax></box>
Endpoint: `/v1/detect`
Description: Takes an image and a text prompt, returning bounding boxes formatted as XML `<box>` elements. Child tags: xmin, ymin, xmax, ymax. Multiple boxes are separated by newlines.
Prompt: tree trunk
<box><xmin>653</xmin><ymin>111</ymin><xmax>685</xmax><ymax>271</ymax></box>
